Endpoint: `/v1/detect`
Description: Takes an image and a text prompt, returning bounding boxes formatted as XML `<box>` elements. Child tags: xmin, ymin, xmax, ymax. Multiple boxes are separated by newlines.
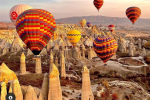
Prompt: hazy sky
<box><xmin>0</xmin><ymin>0</ymin><xmax>150</xmax><ymax>21</ymax></box>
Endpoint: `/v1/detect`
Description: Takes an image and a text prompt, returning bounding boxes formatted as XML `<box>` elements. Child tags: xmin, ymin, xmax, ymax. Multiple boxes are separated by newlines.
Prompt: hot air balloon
<box><xmin>93</xmin><ymin>0</ymin><xmax>104</xmax><ymax>12</ymax></box>
<box><xmin>108</xmin><ymin>24</ymin><xmax>115</xmax><ymax>32</ymax></box>
<box><xmin>126</xmin><ymin>7</ymin><xmax>141</xmax><ymax>24</ymax></box>
<box><xmin>79</xmin><ymin>19</ymin><xmax>86</xmax><ymax>28</ymax></box>
<box><xmin>16</xmin><ymin>9</ymin><xmax>56</xmax><ymax>55</ymax></box>
<box><xmin>86</xmin><ymin>22</ymin><xmax>92</xmax><ymax>27</ymax></box>
<box><xmin>93</xmin><ymin>36</ymin><xmax>117</xmax><ymax>64</ymax></box>
<box><xmin>10</xmin><ymin>4</ymin><xmax>32</xmax><ymax>25</ymax></box>
<box><xmin>67</xmin><ymin>30</ymin><xmax>81</xmax><ymax>47</ymax></box>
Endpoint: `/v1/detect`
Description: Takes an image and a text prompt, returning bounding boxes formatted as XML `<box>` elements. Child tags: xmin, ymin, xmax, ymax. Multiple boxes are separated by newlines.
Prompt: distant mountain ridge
<box><xmin>1</xmin><ymin>15</ymin><xmax>150</xmax><ymax>28</ymax></box>
<box><xmin>55</xmin><ymin>15</ymin><xmax>150</xmax><ymax>27</ymax></box>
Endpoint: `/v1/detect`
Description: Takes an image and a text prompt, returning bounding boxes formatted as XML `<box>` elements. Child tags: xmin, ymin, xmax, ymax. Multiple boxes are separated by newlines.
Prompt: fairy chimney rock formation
<box><xmin>81</xmin><ymin>44</ymin><xmax>85</xmax><ymax>58</ymax></box>
<box><xmin>88</xmin><ymin>47</ymin><xmax>92</xmax><ymax>60</ymax></box>
<box><xmin>142</xmin><ymin>48</ymin><xmax>146</xmax><ymax>57</ymax></box>
<box><xmin>54</xmin><ymin>56</ymin><xmax>58</xmax><ymax>69</ymax></box>
<box><xmin>24</xmin><ymin>85</ymin><xmax>38</xmax><ymax>100</ymax></box>
<box><xmin>26</xmin><ymin>48</ymin><xmax>34</xmax><ymax>56</ymax></box>
<box><xmin>41</xmin><ymin>73</ymin><xmax>49</xmax><ymax>100</ymax></box>
<box><xmin>20</xmin><ymin>52</ymin><xmax>26</xmax><ymax>74</ymax></box>
<box><xmin>137</xmin><ymin>38</ymin><xmax>142</xmax><ymax>50</ymax></box>
<box><xmin>73</xmin><ymin>47</ymin><xmax>80</xmax><ymax>59</ymax></box>
<box><xmin>2</xmin><ymin>47</ymin><xmax>9</xmax><ymax>55</ymax></box>
<box><xmin>9</xmin><ymin>83</ymin><xmax>13</xmax><ymax>93</ymax></box>
<box><xmin>48</xmin><ymin>63</ymin><xmax>62</xmax><ymax>100</ymax></box>
<box><xmin>10</xmin><ymin>36</ymin><xmax>22</xmax><ymax>52</ymax></box>
<box><xmin>64</xmin><ymin>46</ymin><xmax>69</xmax><ymax>58</ymax></box>
<box><xmin>35</xmin><ymin>57</ymin><xmax>42</xmax><ymax>74</ymax></box>
<box><xmin>12</xmin><ymin>79</ymin><xmax>23</xmax><ymax>100</ymax></box>
<box><xmin>60</xmin><ymin>54</ymin><xmax>66</xmax><ymax>79</ymax></box>
<box><xmin>0</xmin><ymin>63</ymin><xmax>18</xmax><ymax>83</ymax></box>
<box><xmin>81</xmin><ymin>65</ymin><xmax>94</xmax><ymax>100</ymax></box>
<box><xmin>1</xmin><ymin>82</ymin><xmax>7</xmax><ymax>100</ymax></box>
<box><xmin>39</xmin><ymin>91</ymin><xmax>44</xmax><ymax>100</ymax></box>
<box><xmin>40</xmin><ymin>48</ymin><xmax>47</xmax><ymax>56</ymax></box>
<box><xmin>49</xmin><ymin>50</ymin><xmax>54</xmax><ymax>74</ymax></box>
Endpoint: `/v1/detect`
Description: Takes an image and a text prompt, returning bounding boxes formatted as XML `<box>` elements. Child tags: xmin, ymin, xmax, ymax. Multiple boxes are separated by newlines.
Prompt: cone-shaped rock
<box><xmin>24</xmin><ymin>85</ymin><xmax>38</xmax><ymax>100</ymax></box>
<box><xmin>81</xmin><ymin>65</ymin><xmax>94</xmax><ymax>100</ymax></box>
<box><xmin>40</xmin><ymin>48</ymin><xmax>47</xmax><ymax>56</ymax></box>
<box><xmin>9</xmin><ymin>83</ymin><xmax>13</xmax><ymax>93</ymax></box>
<box><xmin>0</xmin><ymin>63</ymin><xmax>18</xmax><ymax>83</ymax></box>
<box><xmin>60</xmin><ymin>54</ymin><xmax>66</xmax><ymax>78</ymax></box>
<box><xmin>41</xmin><ymin>73</ymin><xmax>49</xmax><ymax>100</ymax></box>
<box><xmin>26</xmin><ymin>48</ymin><xmax>34</xmax><ymax>56</ymax></box>
<box><xmin>88</xmin><ymin>47</ymin><xmax>92</xmax><ymax>60</ymax></box>
<box><xmin>1</xmin><ymin>82</ymin><xmax>7</xmax><ymax>100</ymax></box>
<box><xmin>54</xmin><ymin>56</ymin><xmax>58</xmax><ymax>69</ymax></box>
<box><xmin>20</xmin><ymin>52</ymin><xmax>26</xmax><ymax>74</ymax></box>
<box><xmin>12</xmin><ymin>79</ymin><xmax>23</xmax><ymax>100</ymax></box>
<box><xmin>48</xmin><ymin>64</ymin><xmax>62</xmax><ymax>100</ymax></box>
<box><xmin>142</xmin><ymin>48</ymin><xmax>146</xmax><ymax>57</ymax></box>
<box><xmin>49</xmin><ymin>50</ymin><xmax>53</xmax><ymax>74</ymax></box>
<box><xmin>35</xmin><ymin>57</ymin><xmax>42</xmax><ymax>74</ymax></box>
<box><xmin>39</xmin><ymin>91</ymin><xmax>44</xmax><ymax>100</ymax></box>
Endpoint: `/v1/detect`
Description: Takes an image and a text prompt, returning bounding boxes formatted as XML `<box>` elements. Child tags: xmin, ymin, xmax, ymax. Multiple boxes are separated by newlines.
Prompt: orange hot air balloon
<box><xmin>93</xmin><ymin>0</ymin><xmax>104</xmax><ymax>12</ymax></box>
<box><xmin>79</xmin><ymin>19</ymin><xmax>86</xmax><ymax>28</ymax></box>
<box><xmin>126</xmin><ymin>7</ymin><xmax>141</xmax><ymax>24</ymax></box>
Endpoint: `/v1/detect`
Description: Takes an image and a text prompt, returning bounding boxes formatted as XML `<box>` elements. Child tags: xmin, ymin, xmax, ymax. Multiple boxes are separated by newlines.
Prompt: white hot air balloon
<box><xmin>9</xmin><ymin>4</ymin><xmax>32</xmax><ymax>25</ymax></box>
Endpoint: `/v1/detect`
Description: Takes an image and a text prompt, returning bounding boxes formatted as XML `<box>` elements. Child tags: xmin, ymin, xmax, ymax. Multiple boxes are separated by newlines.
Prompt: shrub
<box><xmin>112</xmin><ymin>93</ymin><xmax>118</xmax><ymax>100</ymax></box>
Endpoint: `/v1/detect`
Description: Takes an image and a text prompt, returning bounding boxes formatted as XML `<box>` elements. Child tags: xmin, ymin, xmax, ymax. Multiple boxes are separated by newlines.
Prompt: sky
<box><xmin>0</xmin><ymin>0</ymin><xmax>150</xmax><ymax>21</ymax></box>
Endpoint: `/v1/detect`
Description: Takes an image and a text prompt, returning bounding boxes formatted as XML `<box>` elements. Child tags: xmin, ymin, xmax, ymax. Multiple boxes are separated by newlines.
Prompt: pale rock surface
<box><xmin>0</xmin><ymin>63</ymin><xmax>18</xmax><ymax>83</ymax></box>
<box><xmin>20</xmin><ymin>52</ymin><xmax>26</xmax><ymax>74</ymax></box>
<box><xmin>12</xmin><ymin>79</ymin><xmax>23</xmax><ymax>100</ymax></box>
<box><xmin>1</xmin><ymin>82</ymin><xmax>7</xmax><ymax>100</ymax></box>
<box><xmin>41</xmin><ymin>73</ymin><xmax>49</xmax><ymax>100</ymax></box>
<box><xmin>24</xmin><ymin>85</ymin><xmax>38</xmax><ymax>100</ymax></box>
<box><xmin>60</xmin><ymin>54</ymin><xmax>66</xmax><ymax>78</ymax></box>
<box><xmin>35</xmin><ymin>57</ymin><xmax>42</xmax><ymax>74</ymax></box>
<box><xmin>26</xmin><ymin>48</ymin><xmax>34</xmax><ymax>56</ymax></box>
<box><xmin>141</xmin><ymin>48</ymin><xmax>146</xmax><ymax>57</ymax></box>
<box><xmin>40</xmin><ymin>48</ymin><xmax>47</xmax><ymax>56</ymax></box>
<box><xmin>48</xmin><ymin>64</ymin><xmax>62</xmax><ymax>100</ymax></box>
<box><xmin>81</xmin><ymin>65</ymin><xmax>94</xmax><ymax>100</ymax></box>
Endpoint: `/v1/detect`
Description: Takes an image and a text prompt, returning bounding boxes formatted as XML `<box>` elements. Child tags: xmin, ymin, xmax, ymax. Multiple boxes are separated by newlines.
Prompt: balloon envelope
<box><xmin>108</xmin><ymin>24</ymin><xmax>115</xmax><ymax>32</ymax></box>
<box><xmin>93</xmin><ymin>36</ymin><xmax>117</xmax><ymax>63</ymax></box>
<box><xmin>16</xmin><ymin>9</ymin><xmax>56</xmax><ymax>55</ymax></box>
<box><xmin>93</xmin><ymin>0</ymin><xmax>104</xmax><ymax>11</ymax></box>
<box><xmin>10</xmin><ymin>4</ymin><xmax>32</xmax><ymax>25</ymax></box>
<box><xmin>79</xmin><ymin>19</ymin><xmax>86</xmax><ymax>28</ymax></box>
<box><xmin>67</xmin><ymin>30</ymin><xmax>81</xmax><ymax>47</ymax></box>
<box><xmin>126</xmin><ymin>7</ymin><xmax>141</xmax><ymax>24</ymax></box>
<box><xmin>86</xmin><ymin>22</ymin><xmax>92</xmax><ymax>27</ymax></box>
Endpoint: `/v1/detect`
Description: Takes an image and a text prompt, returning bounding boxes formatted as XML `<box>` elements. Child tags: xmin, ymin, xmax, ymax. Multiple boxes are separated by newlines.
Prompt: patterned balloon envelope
<box><xmin>86</xmin><ymin>22</ymin><xmax>92</xmax><ymax>27</ymax></box>
<box><xmin>67</xmin><ymin>30</ymin><xmax>81</xmax><ymax>47</ymax></box>
<box><xmin>79</xmin><ymin>19</ymin><xmax>86</xmax><ymax>28</ymax></box>
<box><xmin>108</xmin><ymin>24</ymin><xmax>115</xmax><ymax>32</ymax></box>
<box><xmin>126</xmin><ymin>7</ymin><xmax>141</xmax><ymax>24</ymax></box>
<box><xmin>93</xmin><ymin>36</ymin><xmax>118</xmax><ymax>64</ymax></box>
<box><xmin>16</xmin><ymin>9</ymin><xmax>56</xmax><ymax>55</ymax></box>
<box><xmin>10</xmin><ymin>4</ymin><xmax>33</xmax><ymax>25</ymax></box>
<box><xmin>93</xmin><ymin>0</ymin><xmax>104</xmax><ymax>12</ymax></box>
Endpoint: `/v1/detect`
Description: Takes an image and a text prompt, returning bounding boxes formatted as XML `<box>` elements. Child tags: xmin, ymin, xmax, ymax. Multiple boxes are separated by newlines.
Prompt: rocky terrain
<box><xmin>0</xmin><ymin>23</ymin><xmax>150</xmax><ymax>100</ymax></box>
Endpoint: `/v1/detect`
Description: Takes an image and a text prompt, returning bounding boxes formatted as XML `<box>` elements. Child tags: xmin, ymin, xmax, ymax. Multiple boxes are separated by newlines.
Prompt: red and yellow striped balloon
<box><xmin>126</xmin><ymin>7</ymin><xmax>141</xmax><ymax>24</ymax></box>
<box><xmin>16</xmin><ymin>9</ymin><xmax>56</xmax><ymax>55</ymax></box>
<box><xmin>93</xmin><ymin>36</ymin><xmax>118</xmax><ymax>64</ymax></box>
<box><xmin>93</xmin><ymin>0</ymin><xmax>104</xmax><ymax>12</ymax></box>
<box><xmin>108</xmin><ymin>24</ymin><xmax>115</xmax><ymax>32</ymax></box>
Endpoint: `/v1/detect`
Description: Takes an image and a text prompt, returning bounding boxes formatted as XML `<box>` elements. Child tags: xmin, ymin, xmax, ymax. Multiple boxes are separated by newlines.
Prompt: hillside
<box><xmin>55</xmin><ymin>15</ymin><xmax>150</xmax><ymax>28</ymax></box>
